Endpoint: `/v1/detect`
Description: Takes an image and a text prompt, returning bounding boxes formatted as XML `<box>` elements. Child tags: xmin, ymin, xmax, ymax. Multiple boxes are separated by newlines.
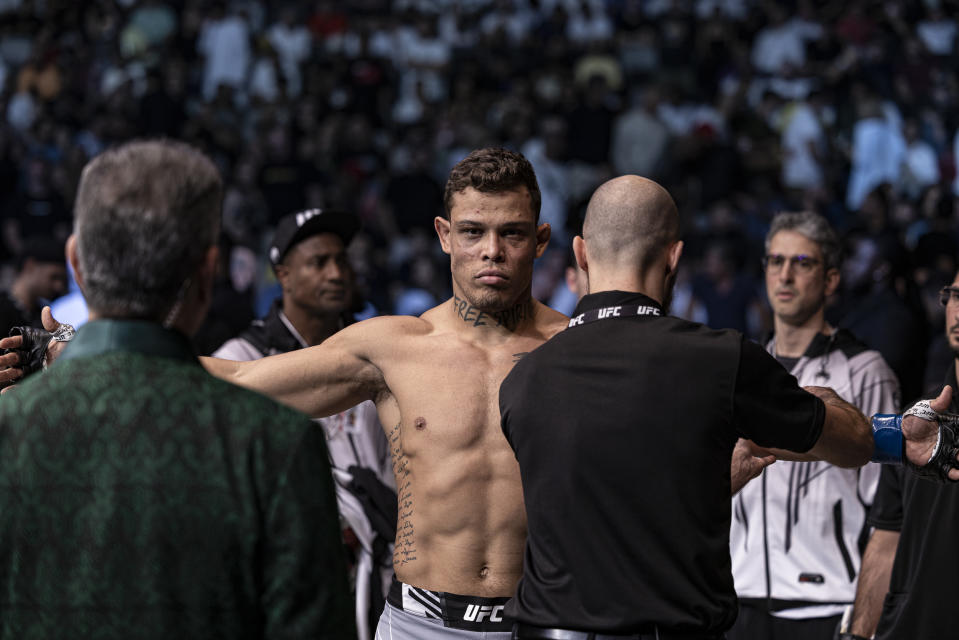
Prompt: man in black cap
<box><xmin>0</xmin><ymin>236</ymin><xmax>67</xmax><ymax>337</ymax></box>
<box><xmin>215</xmin><ymin>208</ymin><xmax>362</xmax><ymax>359</ymax></box>
<box><xmin>214</xmin><ymin>208</ymin><xmax>395</xmax><ymax>640</ymax></box>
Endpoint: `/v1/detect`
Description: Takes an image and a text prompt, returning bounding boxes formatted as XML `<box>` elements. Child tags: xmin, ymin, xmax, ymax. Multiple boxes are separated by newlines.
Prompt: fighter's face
<box><xmin>435</xmin><ymin>187</ymin><xmax>550</xmax><ymax>313</ymax></box>
<box><xmin>277</xmin><ymin>233</ymin><xmax>354</xmax><ymax>317</ymax></box>
<box><xmin>945</xmin><ymin>272</ymin><xmax>959</xmax><ymax>356</ymax></box>
<box><xmin>765</xmin><ymin>230</ymin><xmax>837</xmax><ymax>327</ymax></box>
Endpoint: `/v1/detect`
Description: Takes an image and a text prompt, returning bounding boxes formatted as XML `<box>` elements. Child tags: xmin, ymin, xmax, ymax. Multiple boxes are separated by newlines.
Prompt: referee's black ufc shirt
<box><xmin>500</xmin><ymin>290</ymin><xmax>825</xmax><ymax>635</ymax></box>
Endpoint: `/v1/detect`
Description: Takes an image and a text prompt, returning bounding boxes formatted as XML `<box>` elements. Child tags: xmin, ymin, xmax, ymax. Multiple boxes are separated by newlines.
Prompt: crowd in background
<box><xmin>0</xmin><ymin>0</ymin><xmax>958</xmax><ymax>401</ymax></box>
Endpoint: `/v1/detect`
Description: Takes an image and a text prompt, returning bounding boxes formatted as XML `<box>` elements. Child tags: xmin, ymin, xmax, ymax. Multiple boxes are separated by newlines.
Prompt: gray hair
<box><xmin>74</xmin><ymin>139</ymin><xmax>222</xmax><ymax>320</ymax></box>
<box><xmin>765</xmin><ymin>211</ymin><xmax>841</xmax><ymax>272</ymax></box>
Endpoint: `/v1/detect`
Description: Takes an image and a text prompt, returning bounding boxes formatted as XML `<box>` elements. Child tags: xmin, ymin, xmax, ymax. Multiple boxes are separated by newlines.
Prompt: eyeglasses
<box><xmin>762</xmin><ymin>254</ymin><xmax>821</xmax><ymax>274</ymax></box>
<box><xmin>939</xmin><ymin>286</ymin><xmax>959</xmax><ymax>307</ymax></box>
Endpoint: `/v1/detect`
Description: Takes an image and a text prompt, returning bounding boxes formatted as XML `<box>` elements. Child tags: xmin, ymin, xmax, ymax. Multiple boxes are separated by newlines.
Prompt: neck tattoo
<box><xmin>452</xmin><ymin>295</ymin><xmax>534</xmax><ymax>332</ymax></box>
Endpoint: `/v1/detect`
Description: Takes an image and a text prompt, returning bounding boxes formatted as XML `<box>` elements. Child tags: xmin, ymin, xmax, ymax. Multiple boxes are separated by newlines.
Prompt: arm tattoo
<box><xmin>389</xmin><ymin>421</ymin><xmax>417</xmax><ymax>566</ymax></box>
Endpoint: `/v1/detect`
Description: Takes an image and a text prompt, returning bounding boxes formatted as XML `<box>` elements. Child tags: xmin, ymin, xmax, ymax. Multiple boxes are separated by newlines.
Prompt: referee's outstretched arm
<box><xmin>803</xmin><ymin>385</ymin><xmax>874</xmax><ymax>468</ymax></box>
<box><xmin>760</xmin><ymin>385</ymin><xmax>956</xmax><ymax>478</ymax></box>
<box><xmin>752</xmin><ymin>386</ymin><xmax>873</xmax><ymax>468</ymax></box>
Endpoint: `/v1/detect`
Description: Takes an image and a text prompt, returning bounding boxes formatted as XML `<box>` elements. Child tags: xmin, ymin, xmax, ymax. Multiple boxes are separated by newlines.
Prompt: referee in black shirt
<box><xmin>499</xmin><ymin>175</ymin><xmax>948</xmax><ymax>640</ymax></box>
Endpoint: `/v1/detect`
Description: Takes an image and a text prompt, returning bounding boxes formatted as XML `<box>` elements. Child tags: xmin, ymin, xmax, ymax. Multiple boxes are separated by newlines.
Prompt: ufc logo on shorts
<box><xmin>463</xmin><ymin>604</ymin><xmax>504</xmax><ymax>622</ymax></box>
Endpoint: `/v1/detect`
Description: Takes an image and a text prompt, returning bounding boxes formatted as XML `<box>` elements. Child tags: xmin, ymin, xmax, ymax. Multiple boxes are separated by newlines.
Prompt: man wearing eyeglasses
<box><xmin>843</xmin><ymin>275</ymin><xmax>959</xmax><ymax>640</ymax></box>
<box><xmin>729</xmin><ymin>212</ymin><xmax>901</xmax><ymax>640</ymax></box>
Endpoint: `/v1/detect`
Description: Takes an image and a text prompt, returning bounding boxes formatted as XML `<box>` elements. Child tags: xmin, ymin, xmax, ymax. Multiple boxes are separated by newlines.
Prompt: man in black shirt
<box><xmin>499</xmin><ymin>175</ymin><xmax>949</xmax><ymax>639</ymax></box>
<box><xmin>845</xmin><ymin>271</ymin><xmax>959</xmax><ymax>640</ymax></box>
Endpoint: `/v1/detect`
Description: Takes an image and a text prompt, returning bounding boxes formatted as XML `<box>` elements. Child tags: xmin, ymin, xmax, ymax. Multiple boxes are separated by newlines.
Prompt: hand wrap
<box><xmin>904</xmin><ymin>400</ymin><xmax>959</xmax><ymax>484</ymax></box>
<box><xmin>5</xmin><ymin>326</ymin><xmax>54</xmax><ymax>376</ymax></box>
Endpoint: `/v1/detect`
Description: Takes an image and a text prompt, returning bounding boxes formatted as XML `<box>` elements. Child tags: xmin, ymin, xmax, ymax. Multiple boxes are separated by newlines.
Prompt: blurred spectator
<box><xmin>267</xmin><ymin>5</ymin><xmax>311</xmax><ymax>97</ymax></box>
<box><xmin>393</xmin><ymin>13</ymin><xmax>449</xmax><ymax>108</ymax></box>
<box><xmin>611</xmin><ymin>86</ymin><xmax>670</xmax><ymax>180</ymax></box>
<box><xmin>138</xmin><ymin>67</ymin><xmax>186</xmax><ymax>138</ymax></box>
<box><xmin>247</xmin><ymin>38</ymin><xmax>282</xmax><ymax>103</ymax></box>
<box><xmin>257</xmin><ymin>124</ymin><xmax>310</xmax><ymax>223</ymax></box>
<box><xmin>0</xmin><ymin>0</ymin><xmax>956</xmax><ymax>374</ymax></box>
<box><xmin>479</xmin><ymin>0</ymin><xmax>536</xmax><ymax>45</ymax></box>
<box><xmin>522</xmin><ymin>114</ymin><xmax>572</xmax><ymax>244</ymax></box>
<box><xmin>309</xmin><ymin>0</ymin><xmax>348</xmax><ymax>40</ymax></box>
<box><xmin>690</xmin><ymin>239</ymin><xmax>765</xmax><ymax>336</ymax></box>
<box><xmin>125</xmin><ymin>0</ymin><xmax>177</xmax><ymax>51</ymax></box>
<box><xmin>916</xmin><ymin>4</ymin><xmax>957</xmax><ymax>57</ymax></box>
<box><xmin>779</xmin><ymin>93</ymin><xmax>827</xmax><ymax>193</ymax></box>
<box><xmin>6</xmin><ymin>90</ymin><xmax>35</xmax><ymax>132</ymax></box>
<box><xmin>832</xmin><ymin>232</ymin><xmax>927</xmax><ymax>403</ymax></box>
<box><xmin>846</xmin><ymin>92</ymin><xmax>906</xmax><ymax>211</ymax></box>
<box><xmin>567</xmin><ymin>74</ymin><xmax>616</xmax><ymax>167</ymax></box>
<box><xmin>750</xmin><ymin>4</ymin><xmax>808</xmax><ymax>76</ymax></box>
<box><xmin>3</xmin><ymin>157</ymin><xmax>70</xmax><ymax>255</ymax></box>
<box><xmin>197</xmin><ymin>2</ymin><xmax>251</xmax><ymax>101</ymax></box>
<box><xmin>16</xmin><ymin>50</ymin><xmax>62</xmax><ymax>102</ymax></box>
<box><xmin>911</xmin><ymin>184</ymin><xmax>958</xmax><ymax>282</ymax></box>
<box><xmin>899</xmin><ymin>117</ymin><xmax>940</xmax><ymax>199</ymax></box>
<box><xmin>383</xmin><ymin>142</ymin><xmax>443</xmax><ymax>235</ymax></box>
<box><xmin>0</xmin><ymin>236</ymin><xmax>66</xmax><ymax>337</ymax></box>
<box><xmin>567</xmin><ymin>1</ymin><xmax>614</xmax><ymax>46</ymax></box>
<box><xmin>193</xmin><ymin>234</ymin><xmax>256</xmax><ymax>355</ymax></box>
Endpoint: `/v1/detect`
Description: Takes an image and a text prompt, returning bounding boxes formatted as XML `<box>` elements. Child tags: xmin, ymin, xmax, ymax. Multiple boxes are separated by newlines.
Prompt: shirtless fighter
<box><xmin>206</xmin><ymin>147</ymin><xmax>568</xmax><ymax>638</ymax></box>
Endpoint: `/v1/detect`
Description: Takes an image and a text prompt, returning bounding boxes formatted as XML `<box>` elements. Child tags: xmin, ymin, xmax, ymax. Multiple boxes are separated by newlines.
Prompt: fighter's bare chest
<box><xmin>377</xmin><ymin>341</ymin><xmax>532</xmax><ymax>443</ymax></box>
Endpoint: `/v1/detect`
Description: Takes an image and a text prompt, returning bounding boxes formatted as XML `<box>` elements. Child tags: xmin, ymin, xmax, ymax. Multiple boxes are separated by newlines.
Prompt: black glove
<box><xmin>907</xmin><ymin>413</ymin><xmax>959</xmax><ymax>484</ymax></box>
<box><xmin>5</xmin><ymin>326</ymin><xmax>53</xmax><ymax>377</ymax></box>
<box><xmin>837</xmin><ymin>635</ymin><xmax>871</xmax><ymax>640</ymax></box>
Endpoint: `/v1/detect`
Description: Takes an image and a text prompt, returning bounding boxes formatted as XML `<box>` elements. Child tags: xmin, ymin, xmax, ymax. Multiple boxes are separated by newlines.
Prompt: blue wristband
<box><xmin>871</xmin><ymin>414</ymin><xmax>903</xmax><ymax>465</ymax></box>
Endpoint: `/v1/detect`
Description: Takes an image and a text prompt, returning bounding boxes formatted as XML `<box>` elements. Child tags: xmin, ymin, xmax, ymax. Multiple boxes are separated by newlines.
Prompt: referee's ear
<box><xmin>572</xmin><ymin>235</ymin><xmax>588</xmax><ymax>273</ymax></box>
<box><xmin>665</xmin><ymin>240</ymin><xmax>684</xmax><ymax>275</ymax></box>
<box><xmin>66</xmin><ymin>234</ymin><xmax>84</xmax><ymax>294</ymax></box>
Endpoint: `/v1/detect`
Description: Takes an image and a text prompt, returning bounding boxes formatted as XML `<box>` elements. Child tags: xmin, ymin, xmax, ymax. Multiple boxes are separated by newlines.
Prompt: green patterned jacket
<box><xmin>0</xmin><ymin>319</ymin><xmax>355</xmax><ymax>639</ymax></box>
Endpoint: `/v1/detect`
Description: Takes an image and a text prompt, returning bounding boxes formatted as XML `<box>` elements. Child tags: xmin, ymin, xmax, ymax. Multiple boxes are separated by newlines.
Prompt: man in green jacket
<box><xmin>0</xmin><ymin>140</ymin><xmax>354</xmax><ymax>639</ymax></box>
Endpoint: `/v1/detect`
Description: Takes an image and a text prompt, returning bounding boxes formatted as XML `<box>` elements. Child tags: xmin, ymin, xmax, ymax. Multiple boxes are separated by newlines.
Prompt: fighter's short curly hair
<box><xmin>442</xmin><ymin>147</ymin><xmax>541</xmax><ymax>222</ymax></box>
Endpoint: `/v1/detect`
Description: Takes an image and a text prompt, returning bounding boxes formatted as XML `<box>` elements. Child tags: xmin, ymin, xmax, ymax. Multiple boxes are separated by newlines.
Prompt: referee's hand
<box><xmin>731</xmin><ymin>438</ymin><xmax>775</xmax><ymax>495</ymax></box>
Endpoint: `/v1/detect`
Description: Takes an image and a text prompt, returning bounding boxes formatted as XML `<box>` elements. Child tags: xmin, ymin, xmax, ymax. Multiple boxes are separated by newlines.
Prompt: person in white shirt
<box><xmin>197</xmin><ymin>3</ymin><xmax>251</xmax><ymax>101</ymax></box>
<box><xmin>846</xmin><ymin>96</ymin><xmax>905</xmax><ymax>212</ymax></box>
<box><xmin>781</xmin><ymin>97</ymin><xmax>826</xmax><ymax>191</ymax></box>
<box><xmin>899</xmin><ymin>118</ymin><xmax>940</xmax><ymax>199</ymax></box>
<box><xmin>729</xmin><ymin>211</ymin><xmax>900</xmax><ymax>640</ymax></box>
<box><xmin>266</xmin><ymin>6</ymin><xmax>311</xmax><ymax>98</ymax></box>
<box><xmin>751</xmin><ymin>5</ymin><xmax>807</xmax><ymax>75</ymax></box>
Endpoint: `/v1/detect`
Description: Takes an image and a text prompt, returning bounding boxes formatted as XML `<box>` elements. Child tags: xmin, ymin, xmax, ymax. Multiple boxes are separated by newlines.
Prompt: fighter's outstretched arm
<box><xmin>202</xmin><ymin>318</ymin><xmax>390</xmax><ymax>418</ymax></box>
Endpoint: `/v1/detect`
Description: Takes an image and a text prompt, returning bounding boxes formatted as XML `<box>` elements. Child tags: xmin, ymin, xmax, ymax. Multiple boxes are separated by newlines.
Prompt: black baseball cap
<box><xmin>269</xmin><ymin>208</ymin><xmax>360</xmax><ymax>267</ymax></box>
